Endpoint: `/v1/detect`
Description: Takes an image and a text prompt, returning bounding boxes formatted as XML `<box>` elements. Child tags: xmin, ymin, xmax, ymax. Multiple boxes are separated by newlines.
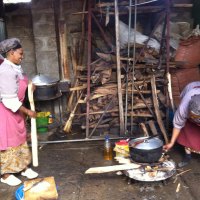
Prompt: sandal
<box><xmin>21</xmin><ymin>168</ymin><xmax>38</xmax><ymax>179</ymax></box>
<box><xmin>1</xmin><ymin>175</ymin><xmax>22</xmax><ymax>186</ymax></box>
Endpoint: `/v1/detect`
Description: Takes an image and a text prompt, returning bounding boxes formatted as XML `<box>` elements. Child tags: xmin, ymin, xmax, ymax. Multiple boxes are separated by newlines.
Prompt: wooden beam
<box><xmin>85</xmin><ymin>163</ymin><xmax>141</xmax><ymax>174</ymax></box>
<box><xmin>115</xmin><ymin>0</ymin><xmax>125</xmax><ymax>134</ymax></box>
<box><xmin>151</xmin><ymin>75</ymin><xmax>169</xmax><ymax>144</ymax></box>
<box><xmin>172</xmin><ymin>4</ymin><xmax>193</xmax><ymax>8</ymax></box>
<box><xmin>77</xmin><ymin>103</ymin><xmax>152</xmax><ymax>115</ymax></box>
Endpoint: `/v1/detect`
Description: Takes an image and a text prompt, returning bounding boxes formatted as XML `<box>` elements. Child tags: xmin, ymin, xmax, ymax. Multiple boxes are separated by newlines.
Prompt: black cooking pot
<box><xmin>129</xmin><ymin>136</ymin><xmax>163</xmax><ymax>163</ymax></box>
<box><xmin>32</xmin><ymin>74</ymin><xmax>60</xmax><ymax>100</ymax></box>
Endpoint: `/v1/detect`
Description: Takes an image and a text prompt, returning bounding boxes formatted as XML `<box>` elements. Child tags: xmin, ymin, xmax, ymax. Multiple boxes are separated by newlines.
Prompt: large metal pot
<box><xmin>32</xmin><ymin>74</ymin><xmax>60</xmax><ymax>100</ymax></box>
<box><xmin>129</xmin><ymin>136</ymin><xmax>163</xmax><ymax>163</ymax></box>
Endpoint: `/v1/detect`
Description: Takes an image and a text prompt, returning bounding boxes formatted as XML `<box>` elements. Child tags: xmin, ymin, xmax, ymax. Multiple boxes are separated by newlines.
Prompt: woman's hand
<box><xmin>163</xmin><ymin>142</ymin><xmax>174</xmax><ymax>151</ymax></box>
<box><xmin>27</xmin><ymin>109</ymin><xmax>37</xmax><ymax>118</ymax></box>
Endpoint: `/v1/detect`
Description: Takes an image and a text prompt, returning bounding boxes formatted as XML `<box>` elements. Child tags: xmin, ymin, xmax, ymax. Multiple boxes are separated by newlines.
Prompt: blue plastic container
<box><xmin>15</xmin><ymin>185</ymin><xmax>24</xmax><ymax>200</ymax></box>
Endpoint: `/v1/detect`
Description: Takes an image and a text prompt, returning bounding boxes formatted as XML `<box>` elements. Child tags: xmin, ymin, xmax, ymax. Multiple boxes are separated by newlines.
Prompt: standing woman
<box><xmin>0</xmin><ymin>38</ymin><xmax>38</xmax><ymax>186</ymax></box>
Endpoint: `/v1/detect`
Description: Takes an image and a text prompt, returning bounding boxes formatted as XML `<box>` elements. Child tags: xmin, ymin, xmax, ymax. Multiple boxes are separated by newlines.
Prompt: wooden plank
<box><xmin>59</xmin><ymin>21</ymin><xmax>70</xmax><ymax>80</ymax></box>
<box><xmin>140</xmin><ymin>123</ymin><xmax>149</xmax><ymax>137</ymax></box>
<box><xmin>85</xmin><ymin>163</ymin><xmax>141</xmax><ymax>174</ymax></box>
<box><xmin>28</xmin><ymin>82</ymin><xmax>38</xmax><ymax>167</ymax></box>
<box><xmin>77</xmin><ymin>103</ymin><xmax>152</xmax><ymax>115</ymax></box>
<box><xmin>148</xmin><ymin>120</ymin><xmax>158</xmax><ymax>136</ymax></box>
<box><xmin>96</xmin><ymin>2</ymin><xmax>192</xmax><ymax>8</ymax></box>
<box><xmin>173</xmin><ymin>4</ymin><xmax>193</xmax><ymax>8</ymax></box>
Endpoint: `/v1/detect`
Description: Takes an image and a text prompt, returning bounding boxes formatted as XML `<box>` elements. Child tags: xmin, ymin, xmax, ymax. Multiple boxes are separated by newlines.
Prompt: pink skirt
<box><xmin>177</xmin><ymin>120</ymin><xmax>200</xmax><ymax>153</ymax></box>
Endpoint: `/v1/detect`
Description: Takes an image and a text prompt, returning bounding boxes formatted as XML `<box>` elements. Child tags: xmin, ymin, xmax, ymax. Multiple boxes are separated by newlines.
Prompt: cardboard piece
<box><xmin>24</xmin><ymin>176</ymin><xmax>58</xmax><ymax>200</ymax></box>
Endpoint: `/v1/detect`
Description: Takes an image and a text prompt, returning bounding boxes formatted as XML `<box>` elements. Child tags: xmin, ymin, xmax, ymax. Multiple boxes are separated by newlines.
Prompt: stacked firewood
<box><xmin>63</xmin><ymin>2</ymin><xmax>177</xmax><ymax>143</ymax></box>
<box><xmin>63</xmin><ymin>44</ymin><xmax>170</xmax><ymax>143</ymax></box>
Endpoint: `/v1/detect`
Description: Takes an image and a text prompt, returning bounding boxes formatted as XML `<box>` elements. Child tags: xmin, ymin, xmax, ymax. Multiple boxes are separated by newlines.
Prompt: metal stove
<box><xmin>114</xmin><ymin>154</ymin><xmax>177</xmax><ymax>184</ymax></box>
<box><xmin>123</xmin><ymin>159</ymin><xmax>176</xmax><ymax>182</ymax></box>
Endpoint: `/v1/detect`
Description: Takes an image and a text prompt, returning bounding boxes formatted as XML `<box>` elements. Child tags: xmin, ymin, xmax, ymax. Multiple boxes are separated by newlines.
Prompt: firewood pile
<box><xmin>63</xmin><ymin>42</ymin><xmax>171</xmax><ymax>143</ymax></box>
<box><xmin>62</xmin><ymin>1</ymin><xmax>194</xmax><ymax>142</ymax></box>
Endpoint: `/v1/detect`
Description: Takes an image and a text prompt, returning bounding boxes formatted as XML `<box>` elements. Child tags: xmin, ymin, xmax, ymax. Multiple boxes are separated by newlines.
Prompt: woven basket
<box><xmin>175</xmin><ymin>36</ymin><xmax>200</xmax><ymax>68</ymax></box>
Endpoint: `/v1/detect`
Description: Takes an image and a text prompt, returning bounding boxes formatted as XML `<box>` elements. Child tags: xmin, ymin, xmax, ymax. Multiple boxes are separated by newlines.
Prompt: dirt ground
<box><xmin>1</xmin><ymin>133</ymin><xmax>200</xmax><ymax>200</ymax></box>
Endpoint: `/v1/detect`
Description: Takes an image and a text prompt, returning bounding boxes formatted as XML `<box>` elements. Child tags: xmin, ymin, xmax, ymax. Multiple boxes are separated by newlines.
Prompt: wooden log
<box><xmin>59</xmin><ymin>21</ymin><xmax>70</xmax><ymax>80</ymax></box>
<box><xmin>112</xmin><ymin>113</ymin><xmax>153</xmax><ymax>117</ymax></box>
<box><xmin>82</xmin><ymin>124</ymin><xmax>110</xmax><ymax>129</ymax></box>
<box><xmin>148</xmin><ymin>120</ymin><xmax>158</xmax><ymax>136</ymax></box>
<box><xmin>28</xmin><ymin>82</ymin><xmax>38</xmax><ymax>167</ymax></box>
<box><xmin>69</xmin><ymin>84</ymin><xmax>87</xmax><ymax>91</ymax></box>
<box><xmin>134</xmin><ymin>84</ymin><xmax>155</xmax><ymax>117</ymax></box>
<box><xmin>151</xmin><ymin>75</ymin><xmax>169</xmax><ymax>143</ymax></box>
<box><xmin>76</xmin><ymin>103</ymin><xmax>153</xmax><ymax>116</ymax></box>
<box><xmin>78</xmin><ymin>0</ymin><xmax>87</xmax><ymax>66</ymax></box>
<box><xmin>94</xmin><ymin>86</ymin><xmax>160</xmax><ymax>95</ymax></box>
<box><xmin>81</xmin><ymin>122</ymin><xmax>138</xmax><ymax>129</ymax></box>
<box><xmin>140</xmin><ymin>123</ymin><xmax>149</xmax><ymax>136</ymax></box>
<box><xmin>96</xmin><ymin>52</ymin><xmax>116</xmax><ymax>62</ymax></box>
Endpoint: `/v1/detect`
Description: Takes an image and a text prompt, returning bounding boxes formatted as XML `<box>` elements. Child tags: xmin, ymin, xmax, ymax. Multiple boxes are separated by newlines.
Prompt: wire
<box><xmin>130</xmin><ymin>0</ymin><xmax>159</xmax><ymax>6</ymax></box>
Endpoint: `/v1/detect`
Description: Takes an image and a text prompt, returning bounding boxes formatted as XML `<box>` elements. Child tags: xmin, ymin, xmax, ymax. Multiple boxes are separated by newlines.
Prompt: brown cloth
<box><xmin>177</xmin><ymin>120</ymin><xmax>200</xmax><ymax>153</ymax></box>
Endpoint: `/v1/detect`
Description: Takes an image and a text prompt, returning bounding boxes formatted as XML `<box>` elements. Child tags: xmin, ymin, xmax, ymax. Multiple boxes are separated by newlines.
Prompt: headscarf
<box><xmin>189</xmin><ymin>94</ymin><xmax>200</xmax><ymax>123</ymax></box>
<box><xmin>0</xmin><ymin>38</ymin><xmax>22</xmax><ymax>54</ymax></box>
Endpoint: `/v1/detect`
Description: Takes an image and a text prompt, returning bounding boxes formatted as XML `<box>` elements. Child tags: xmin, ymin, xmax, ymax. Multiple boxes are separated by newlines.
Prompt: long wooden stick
<box><xmin>151</xmin><ymin>75</ymin><xmax>168</xmax><ymax>144</ymax></box>
<box><xmin>28</xmin><ymin>82</ymin><xmax>38</xmax><ymax>167</ymax></box>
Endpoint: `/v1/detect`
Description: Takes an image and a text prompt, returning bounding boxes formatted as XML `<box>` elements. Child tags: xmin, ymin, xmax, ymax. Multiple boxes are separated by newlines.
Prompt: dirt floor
<box><xmin>1</xmin><ymin>132</ymin><xmax>200</xmax><ymax>200</ymax></box>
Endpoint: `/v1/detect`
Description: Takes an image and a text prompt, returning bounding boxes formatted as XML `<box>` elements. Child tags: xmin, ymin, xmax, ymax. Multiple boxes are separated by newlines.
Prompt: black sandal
<box><xmin>178</xmin><ymin>154</ymin><xmax>192</xmax><ymax>168</ymax></box>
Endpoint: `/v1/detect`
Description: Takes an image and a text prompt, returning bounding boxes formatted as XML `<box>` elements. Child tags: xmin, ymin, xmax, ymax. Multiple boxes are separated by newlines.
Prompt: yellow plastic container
<box><xmin>115</xmin><ymin>140</ymin><xmax>129</xmax><ymax>157</ymax></box>
<box><xmin>36</xmin><ymin>112</ymin><xmax>50</xmax><ymax>133</ymax></box>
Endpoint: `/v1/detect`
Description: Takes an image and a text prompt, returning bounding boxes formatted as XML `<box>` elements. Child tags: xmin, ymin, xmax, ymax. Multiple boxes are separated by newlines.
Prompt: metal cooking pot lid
<box><xmin>129</xmin><ymin>137</ymin><xmax>163</xmax><ymax>150</ymax></box>
<box><xmin>32</xmin><ymin>74</ymin><xmax>59</xmax><ymax>86</ymax></box>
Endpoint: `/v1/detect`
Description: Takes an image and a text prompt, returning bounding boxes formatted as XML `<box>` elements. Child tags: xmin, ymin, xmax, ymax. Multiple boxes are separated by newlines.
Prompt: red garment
<box><xmin>177</xmin><ymin>120</ymin><xmax>200</xmax><ymax>151</ymax></box>
<box><xmin>0</xmin><ymin>58</ymin><xmax>3</xmax><ymax>65</ymax></box>
<box><xmin>0</xmin><ymin>76</ymin><xmax>28</xmax><ymax>150</ymax></box>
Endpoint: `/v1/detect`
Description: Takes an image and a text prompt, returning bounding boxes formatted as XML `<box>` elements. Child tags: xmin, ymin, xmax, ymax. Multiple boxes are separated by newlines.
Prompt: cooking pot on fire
<box><xmin>129</xmin><ymin>136</ymin><xmax>163</xmax><ymax>163</ymax></box>
<box><xmin>32</xmin><ymin>74</ymin><xmax>60</xmax><ymax>101</ymax></box>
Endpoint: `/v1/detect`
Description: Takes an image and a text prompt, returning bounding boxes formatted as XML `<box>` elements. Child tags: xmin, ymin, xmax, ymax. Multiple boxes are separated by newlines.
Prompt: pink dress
<box><xmin>0</xmin><ymin>76</ymin><xmax>28</xmax><ymax>150</ymax></box>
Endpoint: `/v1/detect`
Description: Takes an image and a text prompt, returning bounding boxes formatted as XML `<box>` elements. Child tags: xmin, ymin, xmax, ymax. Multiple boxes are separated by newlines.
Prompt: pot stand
<box><xmin>124</xmin><ymin>160</ymin><xmax>176</xmax><ymax>182</ymax></box>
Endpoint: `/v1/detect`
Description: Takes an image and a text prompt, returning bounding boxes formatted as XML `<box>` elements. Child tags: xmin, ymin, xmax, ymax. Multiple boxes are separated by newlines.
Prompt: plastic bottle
<box><xmin>48</xmin><ymin>114</ymin><xmax>53</xmax><ymax>124</ymax></box>
<box><xmin>104</xmin><ymin>135</ymin><xmax>113</xmax><ymax>160</ymax></box>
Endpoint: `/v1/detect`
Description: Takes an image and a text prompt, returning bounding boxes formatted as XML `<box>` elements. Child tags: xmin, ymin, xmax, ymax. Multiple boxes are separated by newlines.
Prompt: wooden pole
<box><xmin>28</xmin><ymin>82</ymin><xmax>38</xmax><ymax>167</ymax></box>
<box><xmin>86</xmin><ymin>0</ymin><xmax>92</xmax><ymax>138</ymax></box>
<box><xmin>114</xmin><ymin>0</ymin><xmax>125</xmax><ymax>135</ymax></box>
<box><xmin>151</xmin><ymin>75</ymin><xmax>169</xmax><ymax>144</ymax></box>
